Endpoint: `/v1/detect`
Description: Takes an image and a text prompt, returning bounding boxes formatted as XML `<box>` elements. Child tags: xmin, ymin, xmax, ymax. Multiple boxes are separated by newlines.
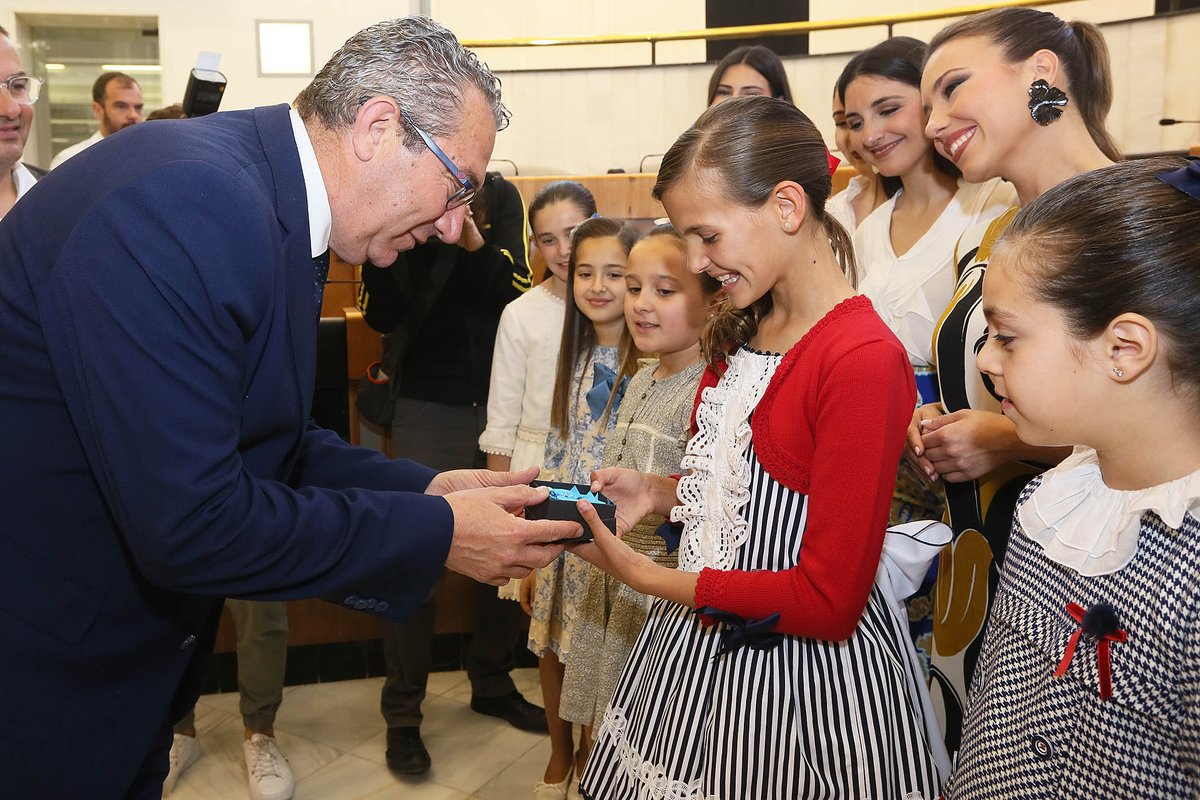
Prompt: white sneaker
<box><xmin>243</xmin><ymin>734</ymin><xmax>294</xmax><ymax>800</ymax></box>
<box><xmin>163</xmin><ymin>733</ymin><xmax>202</xmax><ymax>795</ymax></box>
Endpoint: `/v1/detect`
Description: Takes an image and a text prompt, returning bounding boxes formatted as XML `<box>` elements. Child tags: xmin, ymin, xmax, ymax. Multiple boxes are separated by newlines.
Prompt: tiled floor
<box><xmin>168</xmin><ymin>668</ymin><xmax>552</xmax><ymax>800</ymax></box>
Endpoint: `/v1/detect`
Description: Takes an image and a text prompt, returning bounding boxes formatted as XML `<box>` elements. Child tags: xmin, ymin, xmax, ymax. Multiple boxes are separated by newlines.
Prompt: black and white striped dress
<box><xmin>580</xmin><ymin>350</ymin><xmax>943</xmax><ymax>800</ymax></box>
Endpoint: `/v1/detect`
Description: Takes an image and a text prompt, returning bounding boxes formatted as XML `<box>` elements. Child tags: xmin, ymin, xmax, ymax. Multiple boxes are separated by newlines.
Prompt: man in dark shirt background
<box><xmin>359</xmin><ymin>171</ymin><xmax>546</xmax><ymax>775</ymax></box>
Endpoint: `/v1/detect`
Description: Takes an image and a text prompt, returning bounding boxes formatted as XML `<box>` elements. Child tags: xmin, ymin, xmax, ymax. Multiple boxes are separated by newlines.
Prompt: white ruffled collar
<box><xmin>1018</xmin><ymin>446</ymin><xmax>1200</xmax><ymax>576</ymax></box>
<box><xmin>671</xmin><ymin>348</ymin><xmax>780</xmax><ymax>572</ymax></box>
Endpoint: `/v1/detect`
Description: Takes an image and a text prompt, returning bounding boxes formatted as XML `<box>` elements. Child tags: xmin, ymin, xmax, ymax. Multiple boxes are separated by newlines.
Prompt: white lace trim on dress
<box><xmin>1018</xmin><ymin>446</ymin><xmax>1200</xmax><ymax>576</ymax></box>
<box><xmin>597</xmin><ymin>706</ymin><xmax>720</xmax><ymax>800</ymax></box>
<box><xmin>671</xmin><ymin>350</ymin><xmax>780</xmax><ymax>572</ymax></box>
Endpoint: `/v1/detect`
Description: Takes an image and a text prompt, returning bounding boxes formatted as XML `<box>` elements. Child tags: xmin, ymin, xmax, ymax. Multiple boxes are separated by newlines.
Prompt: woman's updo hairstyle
<box><xmin>996</xmin><ymin>157</ymin><xmax>1200</xmax><ymax>394</ymax></box>
<box><xmin>652</xmin><ymin>95</ymin><xmax>854</xmax><ymax>371</ymax></box>
<box><xmin>927</xmin><ymin>7</ymin><xmax>1121</xmax><ymax>163</ymax></box>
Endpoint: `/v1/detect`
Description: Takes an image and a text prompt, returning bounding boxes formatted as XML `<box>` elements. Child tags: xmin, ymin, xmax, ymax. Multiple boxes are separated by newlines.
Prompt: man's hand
<box><xmin>426</xmin><ymin>466</ymin><xmax>539</xmax><ymax>497</ymax></box>
<box><xmin>457</xmin><ymin>208</ymin><xmax>485</xmax><ymax>252</ymax></box>
<box><xmin>442</xmin><ymin>483</ymin><xmax>577</xmax><ymax>586</ymax></box>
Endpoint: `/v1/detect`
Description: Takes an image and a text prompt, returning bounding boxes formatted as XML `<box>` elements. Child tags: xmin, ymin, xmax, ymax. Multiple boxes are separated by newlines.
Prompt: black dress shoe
<box><xmin>385</xmin><ymin>726</ymin><xmax>431</xmax><ymax>775</ymax></box>
<box><xmin>470</xmin><ymin>690</ymin><xmax>550</xmax><ymax>733</ymax></box>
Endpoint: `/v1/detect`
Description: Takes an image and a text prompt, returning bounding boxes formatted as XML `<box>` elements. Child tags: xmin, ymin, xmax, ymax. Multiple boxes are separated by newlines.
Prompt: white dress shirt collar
<box><xmin>288</xmin><ymin>108</ymin><xmax>332</xmax><ymax>258</ymax></box>
<box><xmin>12</xmin><ymin>161</ymin><xmax>36</xmax><ymax>201</ymax></box>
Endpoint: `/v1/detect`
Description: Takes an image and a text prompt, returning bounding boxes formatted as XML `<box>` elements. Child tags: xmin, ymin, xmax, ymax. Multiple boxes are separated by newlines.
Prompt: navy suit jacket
<box><xmin>0</xmin><ymin>105</ymin><xmax>456</xmax><ymax>796</ymax></box>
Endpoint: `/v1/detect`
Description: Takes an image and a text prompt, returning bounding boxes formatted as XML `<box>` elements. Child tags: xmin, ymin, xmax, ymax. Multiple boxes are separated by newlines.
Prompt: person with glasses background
<box><xmin>0</xmin><ymin>25</ymin><xmax>43</xmax><ymax>219</ymax></box>
<box><xmin>0</xmin><ymin>16</ymin><xmax>582</xmax><ymax>798</ymax></box>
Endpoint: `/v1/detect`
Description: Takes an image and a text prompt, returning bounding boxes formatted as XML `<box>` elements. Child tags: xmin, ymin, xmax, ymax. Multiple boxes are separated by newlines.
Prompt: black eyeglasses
<box><xmin>400</xmin><ymin>112</ymin><xmax>476</xmax><ymax>210</ymax></box>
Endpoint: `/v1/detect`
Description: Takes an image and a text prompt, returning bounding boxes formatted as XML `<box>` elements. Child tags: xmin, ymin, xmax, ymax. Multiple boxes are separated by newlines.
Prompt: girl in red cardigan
<box><xmin>573</xmin><ymin>96</ymin><xmax>949</xmax><ymax>799</ymax></box>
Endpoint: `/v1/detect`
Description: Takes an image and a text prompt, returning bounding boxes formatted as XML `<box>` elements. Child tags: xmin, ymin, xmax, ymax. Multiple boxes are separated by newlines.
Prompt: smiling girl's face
<box><xmin>533</xmin><ymin>199</ymin><xmax>591</xmax><ymax>285</ymax></box>
<box><xmin>572</xmin><ymin>235</ymin><xmax>628</xmax><ymax>327</ymax></box>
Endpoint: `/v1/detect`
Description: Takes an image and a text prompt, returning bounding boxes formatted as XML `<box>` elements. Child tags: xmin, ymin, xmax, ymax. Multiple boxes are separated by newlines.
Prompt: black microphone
<box><xmin>1159</xmin><ymin>118</ymin><xmax>1200</xmax><ymax>125</ymax></box>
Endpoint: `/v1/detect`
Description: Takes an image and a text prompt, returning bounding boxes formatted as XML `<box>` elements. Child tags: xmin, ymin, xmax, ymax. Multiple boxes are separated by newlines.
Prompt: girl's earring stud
<box><xmin>1112</xmin><ymin>367</ymin><xmax>1125</xmax><ymax>378</ymax></box>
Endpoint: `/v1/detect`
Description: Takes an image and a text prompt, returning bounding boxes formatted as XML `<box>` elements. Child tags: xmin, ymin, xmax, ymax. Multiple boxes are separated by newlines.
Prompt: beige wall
<box><xmin>9</xmin><ymin>1</ymin><xmax>1199</xmax><ymax>173</ymax></box>
<box><xmin>807</xmin><ymin>0</ymin><xmax>1154</xmax><ymax>52</ymax></box>
<box><xmin>486</xmin><ymin>9</ymin><xmax>1200</xmax><ymax>175</ymax></box>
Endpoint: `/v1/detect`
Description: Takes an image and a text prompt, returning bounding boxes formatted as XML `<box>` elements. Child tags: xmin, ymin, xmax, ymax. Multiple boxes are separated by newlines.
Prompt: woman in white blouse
<box><xmin>841</xmin><ymin>37</ymin><xmax>1016</xmax><ymax>395</ymax></box>
<box><xmin>839</xmin><ymin>38</ymin><xmax>1017</xmax><ymax>678</ymax></box>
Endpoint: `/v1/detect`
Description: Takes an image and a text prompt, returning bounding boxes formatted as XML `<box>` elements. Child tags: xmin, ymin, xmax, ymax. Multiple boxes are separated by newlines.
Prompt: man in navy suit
<box><xmin>0</xmin><ymin>17</ymin><xmax>575</xmax><ymax>798</ymax></box>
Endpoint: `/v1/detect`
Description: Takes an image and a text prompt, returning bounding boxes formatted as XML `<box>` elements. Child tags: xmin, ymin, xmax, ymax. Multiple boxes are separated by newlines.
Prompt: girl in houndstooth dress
<box><xmin>948</xmin><ymin>159</ymin><xmax>1200</xmax><ymax>797</ymax></box>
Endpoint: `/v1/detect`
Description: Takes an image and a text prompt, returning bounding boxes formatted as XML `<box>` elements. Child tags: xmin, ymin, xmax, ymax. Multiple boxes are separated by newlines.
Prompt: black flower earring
<box><xmin>1028</xmin><ymin>79</ymin><xmax>1068</xmax><ymax>126</ymax></box>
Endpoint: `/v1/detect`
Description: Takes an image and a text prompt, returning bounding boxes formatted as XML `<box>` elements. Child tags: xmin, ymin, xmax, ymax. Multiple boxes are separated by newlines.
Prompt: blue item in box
<box><xmin>527</xmin><ymin>480</ymin><xmax>617</xmax><ymax>544</ymax></box>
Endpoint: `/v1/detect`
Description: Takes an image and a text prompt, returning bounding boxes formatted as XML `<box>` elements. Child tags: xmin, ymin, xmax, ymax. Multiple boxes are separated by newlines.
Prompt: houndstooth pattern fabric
<box><xmin>947</xmin><ymin>476</ymin><xmax>1200</xmax><ymax>798</ymax></box>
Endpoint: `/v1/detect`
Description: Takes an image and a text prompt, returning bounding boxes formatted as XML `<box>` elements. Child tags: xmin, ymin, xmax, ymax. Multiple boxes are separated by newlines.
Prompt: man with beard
<box><xmin>49</xmin><ymin>70</ymin><xmax>143</xmax><ymax>168</ymax></box>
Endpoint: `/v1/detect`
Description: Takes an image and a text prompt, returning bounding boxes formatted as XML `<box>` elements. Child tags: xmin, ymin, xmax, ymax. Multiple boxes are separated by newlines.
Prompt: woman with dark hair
<box><xmin>839</xmin><ymin>37</ymin><xmax>1016</xmax><ymax>678</ymax></box>
<box><xmin>827</xmin><ymin>85</ymin><xmax>887</xmax><ymax>233</ymax></box>
<box><xmin>573</xmin><ymin>95</ymin><xmax>948</xmax><ymax>800</ymax></box>
<box><xmin>909</xmin><ymin>6</ymin><xmax>1118</xmax><ymax>754</ymax></box>
<box><xmin>706</xmin><ymin>44</ymin><xmax>793</xmax><ymax>106</ymax></box>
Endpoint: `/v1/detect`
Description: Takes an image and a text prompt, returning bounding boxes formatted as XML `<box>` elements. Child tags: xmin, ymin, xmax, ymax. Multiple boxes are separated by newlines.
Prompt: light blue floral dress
<box><xmin>528</xmin><ymin>344</ymin><xmax>620</xmax><ymax>660</ymax></box>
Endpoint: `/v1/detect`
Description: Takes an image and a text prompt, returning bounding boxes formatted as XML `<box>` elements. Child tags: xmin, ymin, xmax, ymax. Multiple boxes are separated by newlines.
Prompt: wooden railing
<box><xmin>462</xmin><ymin>0</ymin><xmax>1078</xmax><ymax>64</ymax></box>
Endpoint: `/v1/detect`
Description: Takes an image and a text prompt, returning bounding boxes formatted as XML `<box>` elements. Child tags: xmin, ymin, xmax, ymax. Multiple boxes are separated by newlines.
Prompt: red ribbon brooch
<box><xmin>1054</xmin><ymin>602</ymin><xmax>1128</xmax><ymax>701</ymax></box>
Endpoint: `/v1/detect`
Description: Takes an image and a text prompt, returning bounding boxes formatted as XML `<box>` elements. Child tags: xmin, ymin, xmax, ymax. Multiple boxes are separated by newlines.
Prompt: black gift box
<box><xmin>527</xmin><ymin>480</ymin><xmax>617</xmax><ymax>544</ymax></box>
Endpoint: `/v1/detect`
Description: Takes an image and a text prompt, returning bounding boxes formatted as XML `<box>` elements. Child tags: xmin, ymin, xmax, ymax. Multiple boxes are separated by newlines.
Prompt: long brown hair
<box><xmin>927</xmin><ymin>7</ymin><xmax>1121</xmax><ymax>163</ymax></box>
<box><xmin>549</xmin><ymin>217</ymin><xmax>642</xmax><ymax>435</ymax></box>
<box><xmin>652</xmin><ymin>96</ymin><xmax>855</xmax><ymax>373</ymax></box>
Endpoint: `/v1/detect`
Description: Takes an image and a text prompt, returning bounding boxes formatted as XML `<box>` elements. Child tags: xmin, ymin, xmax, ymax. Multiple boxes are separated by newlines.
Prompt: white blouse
<box><xmin>825</xmin><ymin>174</ymin><xmax>871</xmax><ymax>234</ymax></box>
<box><xmin>1018</xmin><ymin>446</ymin><xmax>1200</xmax><ymax>576</ymax></box>
<box><xmin>478</xmin><ymin>283</ymin><xmax>565</xmax><ymax>471</ymax></box>
<box><xmin>853</xmin><ymin>177</ymin><xmax>1017</xmax><ymax>367</ymax></box>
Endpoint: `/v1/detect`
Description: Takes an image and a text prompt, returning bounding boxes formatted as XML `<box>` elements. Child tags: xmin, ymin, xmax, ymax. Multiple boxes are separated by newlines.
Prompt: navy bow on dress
<box><xmin>585</xmin><ymin>362</ymin><xmax>629</xmax><ymax>421</ymax></box>
<box><xmin>696</xmin><ymin>607</ymin><xmax>785</xmax><ymax>659</ymax></box>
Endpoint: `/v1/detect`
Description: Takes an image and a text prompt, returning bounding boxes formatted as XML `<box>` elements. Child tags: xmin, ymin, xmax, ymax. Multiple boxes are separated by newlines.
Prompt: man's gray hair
<box><xmin>295</xmin><ymin>16</ymin><xmax>509</xmax><ymax>147</ymax></box>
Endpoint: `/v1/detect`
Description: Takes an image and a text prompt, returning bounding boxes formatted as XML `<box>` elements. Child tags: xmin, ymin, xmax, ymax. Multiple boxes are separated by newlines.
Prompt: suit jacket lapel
<box><xmin>254</xmin><ymin>104</ymin><xmax>318</xmax><ymax>416</ymax></box>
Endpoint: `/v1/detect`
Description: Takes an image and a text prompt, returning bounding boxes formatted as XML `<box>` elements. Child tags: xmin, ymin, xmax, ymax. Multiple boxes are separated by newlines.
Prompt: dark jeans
<box><xmin>380</xmin><ymin>397</ymin><xmax>524</xmax><ymax>728</ymax></box>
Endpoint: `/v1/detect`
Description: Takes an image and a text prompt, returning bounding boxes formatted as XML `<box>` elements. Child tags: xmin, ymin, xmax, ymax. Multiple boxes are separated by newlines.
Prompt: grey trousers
<box><xmin>380</xmin><ymin>397</ymin><xmax>524</xmax><ymax>728</ymax></box>
<box><xmin>175</xmin><ymin>600</ymin><xmax>288</xmax><ymax>733</ymax></box>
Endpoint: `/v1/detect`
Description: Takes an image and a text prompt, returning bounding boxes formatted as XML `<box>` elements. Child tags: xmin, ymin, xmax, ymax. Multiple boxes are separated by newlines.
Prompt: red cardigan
<box><xmin>690</xmin><ymin>295</ymin><xmax>916</xmax><ymax>640</ymax></box>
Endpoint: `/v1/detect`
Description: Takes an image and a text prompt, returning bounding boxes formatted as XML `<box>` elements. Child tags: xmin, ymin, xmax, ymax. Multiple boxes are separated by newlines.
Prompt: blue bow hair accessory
<box><xmin>585</xmin><ymin>362</ymin><xmax>629</xmax><ymax>421</ymax></box>
<box><xmin>695</xmin><ymin>607</ymin><xmax>785</xmax><ymax>659</ymax></box>
<box><xmin>1158</xmin><ymin>159</ymin><xmax>1200</xmax><ymax>201</ymax></box>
